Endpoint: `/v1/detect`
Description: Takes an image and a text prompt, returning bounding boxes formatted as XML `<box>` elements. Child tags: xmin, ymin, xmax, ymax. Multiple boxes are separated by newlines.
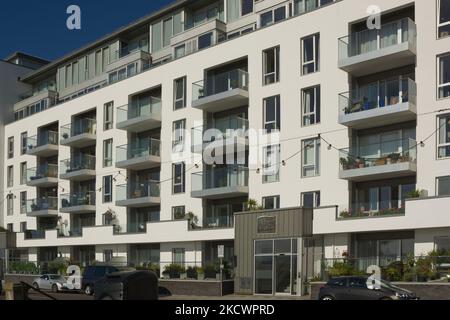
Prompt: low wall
<box><xmin>310</xmin><ymin>281</ymin><xmax>450</xmax><ymax>300</ymax></box>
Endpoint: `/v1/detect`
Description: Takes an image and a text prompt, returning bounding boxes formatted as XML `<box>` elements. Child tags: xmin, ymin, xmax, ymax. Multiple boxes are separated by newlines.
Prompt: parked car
<box><xmin>94</xmin><ymin>270</ymin><xmax>158</xmax><ymax>300</ymax></box>
<box><xmin>32</xmin><ymin>274</ymin><xmax>67</xmax><ymax>293</ymax></box>
<box><xmin>82</xmin><ymin>265</ymin><xmax>119</xmax><ymax>295</ymax></box>
<box><xmin>318</xmin><ymin>276</ymin><xmax>419</xmax><ymax>300</ymax></box>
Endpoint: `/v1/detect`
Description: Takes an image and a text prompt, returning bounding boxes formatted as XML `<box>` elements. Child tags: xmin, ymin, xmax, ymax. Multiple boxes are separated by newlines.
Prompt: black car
<box><xmin>94</xmin><ymin>270</ymin><xmax>158</xmax><ymax>300</ymax></box>
<box><xmin>82</xmin><ymin>265</ymin><xmax>119</xmax><ymax>295</ymax></box>
<box><xmin>318</xmin><ymin>276</ymin><xmax>419</xmax><ymax>300</ymax></box>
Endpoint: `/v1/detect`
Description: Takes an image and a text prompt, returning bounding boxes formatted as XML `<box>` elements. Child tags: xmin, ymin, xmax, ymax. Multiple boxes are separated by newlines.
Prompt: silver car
<box><xmin>32</xmin><ymin>274</ymin><xmax>67</xmax><ymax>293</ymax></box>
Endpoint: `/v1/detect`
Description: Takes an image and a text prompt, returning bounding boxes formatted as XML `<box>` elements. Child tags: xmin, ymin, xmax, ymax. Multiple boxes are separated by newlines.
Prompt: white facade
<box><xmin>2</xmin><ymin>0</ymin><xmax>450</xmax><ymax>282</ymax></box>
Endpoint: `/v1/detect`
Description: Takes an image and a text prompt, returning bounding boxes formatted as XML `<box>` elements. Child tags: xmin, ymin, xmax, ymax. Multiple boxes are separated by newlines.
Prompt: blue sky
<box><xmin>0</xmin><ymin>0</ymin><xmax>172</xmax><ymax>61</ymax></box>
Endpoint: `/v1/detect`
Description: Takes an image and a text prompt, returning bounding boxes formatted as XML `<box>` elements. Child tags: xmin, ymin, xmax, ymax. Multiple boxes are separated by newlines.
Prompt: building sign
<box><xmin>257</xmin><ymin>216</ymin><xmax>276</xmax><ymax>234</ymax></box>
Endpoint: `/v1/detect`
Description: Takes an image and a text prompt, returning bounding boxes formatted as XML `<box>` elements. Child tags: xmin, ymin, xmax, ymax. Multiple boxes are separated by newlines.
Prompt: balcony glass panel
<box><xmin>116</xmin><ymin>181</ymin><xmax>160</xmax><ymax>201</ymax></box>
<box><xmin>27</xmin><ymin>164</ymin><xmax>58</xmax><ymax>182</ymax></box>
<box><xmin>116</xmin><ymin>97</ymin><xmax>161</xmax><ymax>123</ymax></box>
<box><xmin>27</xmin><ymin>197</ymin><xmax>58</xmax><ymax>213</ymax></box>
<box><xmin>61</xmin><ymin>192</ymin><xmax>96</xmax><ymax>208</ymax></box>
<box><xmin>116</xmin><ymin>138</ymin><xmax>161</xmax><ymax>162</ymax></box>
<box><xmin>191</xmin><ymin>166</ymin><xmax>249</xmax><ymax>191</ymax></box>
<box><xmin>26</xmin><ymin>131</ymin><xmax>58</xmax><ymax>150</ymax></box>
<box><xmin>60</xmin><ymin>154</ymin><xmax>96</xmax><ymax>174</ymax></box>
<box><xmin>61</xmin><ymin>118</ymin><xmax>97</xmax><ymax>140</ymax></box>
<box><xmin>192</xmin><ymin>69</ymin><xmax>248</xmax><ymax>101</ymax></box>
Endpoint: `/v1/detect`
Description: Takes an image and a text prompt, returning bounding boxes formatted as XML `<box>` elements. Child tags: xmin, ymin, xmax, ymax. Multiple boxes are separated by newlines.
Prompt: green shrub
<box><xmin>327</xmin><ymin>262</ymin><xmax>364</xmax><ymax>277</ymax></box>
<box><xmin>382</xmin><ymin>261</ymin><xmax>404</xmax><ymax>281</ymax></box>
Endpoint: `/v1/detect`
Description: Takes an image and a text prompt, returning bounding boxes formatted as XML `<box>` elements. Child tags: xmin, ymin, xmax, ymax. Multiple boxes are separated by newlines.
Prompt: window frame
<box><xmin>436</xmin><ymin>175</ymin><xmax>450</xmax><ymax>196</ymax></box>
<box><xmin>301</xmin><ymin>33</ymin><xmax>320</xmax><ymax>75</ymax></box>
<box><xmin>7</xmin><ymin>194</ymin><xmax>14</xmax><ymax>216</ymax></box>
<box><xmin>20</xmin><ymin>162</ymin><xmax>27</xmax><ymax>185</ymax></box>
<box><xmin>174</xmin><ymin>76</ymin><xmax>187</xmax><ymax>110</ymax></box>
<box><xmin>102</xmin><ymin>175</ymin><xmax>113</xmax><ymax>203</ymax></box>
<box><xmin>20</xmin><ymin>191</ymin><xmax>27</xmax><ymax>214</ymax></box>
<box><xmin>263</xmin><ymin>144</ymin><xmax>281</xmax><ymax>183</ymax></box>
<box><xmin>301</xmin><ymin>191</ymin><xmax>321</xmax><ymax>208</ymax></box>
<box><xmin>438</xmin><ymin>114</ymin><xmax>450</xmax><ymax>159</ymax></box>
<box><xmin>7</xmin><ymin>165</ymin><xmax>14</xmax><ymax>188</ymax></box>
<box><xmin>172</xmin><ymin>162</ymin><xmax>186</xmax><ymax>194</ymax></box>
<box><xmin>302</xmin><ymin>138</ymin><xmax>321</xmax><ymax>178</ymax></box>
<box><xmin>438</xmin><ymin>53</ymin><xmax>450</xmax><ymax>99</ymax></box>
<box><xmin>8</xmin><ymin>136</ymin><xmax>14</xmax><ymax>159</ymax></box>
<box><xmin>260</xmin><ymin>5</ymin><xmax>287</xmax><ymax>28</ymax></box>
<box><xmin>172</xmin><ymin>119</ymin><xmax>186</xmax><ymax>149</ymax></box>
<box><xmin>438</xmin><ymin>0</ymin><xmax>450</xmax><ymax>39</ymax></box>
<box><xmin>262</xmin><ymin>46</ymin><xmax>280</xmax><ymax>85</ymax></box>
<box><xmin>262</xmin><ymin>195</ymin><xmax>280</xmax><ymax>209</ymax></box>
<box><xmin>172</xmin><ymin>206</ymin><xmax>186</xmax><ymax>220</ymax></box>
<box><xmin>302</xmin><ymin>85</ymin><xmax>321</xmax><ymax>126</ymax></box>
<box><xmin>103</xmin><ymin>101</ymin><xmax>114</xmax><ymax>131</ymax></box>
<box><xmin>21</xmin><ymin>132</ymin><xmax>27</xmax><ymax>155</ymax></box>
<box><xmin>263</xmin><ymin>95</ymin><xmax>281</xmax><ymax>133</ymax></box>
<box><xmin>103</xmin><ymin>139</ymin><xmax>113</xmax><ymax>167</ymax></box>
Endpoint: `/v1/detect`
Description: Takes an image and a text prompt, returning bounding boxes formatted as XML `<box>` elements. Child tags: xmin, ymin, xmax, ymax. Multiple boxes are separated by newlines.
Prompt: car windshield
<box><xmin>49</xmin><ymin>275</ymin><xmax>65</xmax><ymax>281</ymax></box>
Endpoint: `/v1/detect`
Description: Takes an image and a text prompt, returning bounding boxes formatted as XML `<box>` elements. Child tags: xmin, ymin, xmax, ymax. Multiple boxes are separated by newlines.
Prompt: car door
<box><xmin>347</xmin><ymin>277</ymin><xmax>381</xmax><ymax>300</ymax></box>
<box><xmin>327</xmin><ymin>278</ymin><xmax>350</xmax><ymax>300</ymax></box>
<box><xmin>41</xmin><ymin>275</ymin><xmax>50</xmax><ymax>290</ymax></box>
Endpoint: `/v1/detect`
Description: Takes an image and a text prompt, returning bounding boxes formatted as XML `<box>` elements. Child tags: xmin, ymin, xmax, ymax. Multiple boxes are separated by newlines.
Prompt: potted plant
<box><xmin>197</xmin><ymin>267</ymin><xmax>205</xmax><ymax>280</ymax></box>
<box><xmin>339</xmin><ymin>157</ymin><xmax>348</xmax><ymax>170</ymax></box>
<box><xmin>62</xmin><ymin>132</ymin><xmax>69</xmax><ymax>139</ymax></box>
<box><xmin>198</xmin><ymin>88</ymin><xmax>205</xmax><ymax>99</ymax></box>
<box><xmin>339</xmin><ymin>209</ymin><xmax>352</xmax><ymax>218</ymax></box>
<box><xmin>204</xmin><ymin>264</ymin><xmax>218</xmax><ymax>279</ymax></box>
<box><xmin>186</xmin><ymin>211</ymin><xmax>199</xmax><ymax>229</ymax></box>
<box><xmin>180</xmin><ymin>268</ymin><xmax>188</xmax><ymax>280</ymax></box>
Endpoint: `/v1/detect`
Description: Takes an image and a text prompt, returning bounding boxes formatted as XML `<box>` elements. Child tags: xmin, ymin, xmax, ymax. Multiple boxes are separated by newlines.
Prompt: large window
<box><xmin>20</xmin><ymin>162</ymin><xmax>27</xmax><ymax>185</ymax></box>
<box><xmin>302</xmin><ymin>138</ymin><xmax>320</xmax><ymax>177</ymax></box>
<box><xmin>103</xmin><ymin>101</ymin><xmax>114</xmax><ymax>131</ymax></box>
<box><xmin>437</xmin><ymin>176</ymin><xmax>450</xmax><ymax>196</ymax></box>
<box><xmin>302</xmin><ymin>86</ymin><xmax>321</xmax><ymax>126</ymax></box>
<box><xmin>20</xmin><ymin>191</ymin><xmax>27</xmax><ymax>214</ymax></box>
<box><xmin>173</xmin><ymin>162</ymin><xmax>185</xmax><ymax>194</ymax></box>
<box><xmin>262</xmin><ymin>196</ymin><xmax>280</xmax><ymax>209</ymax></box>
<box><xmin>174</xmin><ymin>77</ymin><xmax>187</xmax><ymax>110</ymax></box>
<box><xmin>263</xmin><ymin>145</ymin><xmax>281</xmax><ymax>183</ymax></box>
<box><xmin>8</xmin><ymin>136</ymin><xmax>14</xmax><ymax>159</ymax></box>
<box><xmin>438</xmin><ymin>53</ymin><xmax>450</xmax><ymax>98</ymax></box>
<box><xmin>172</xmin><ymin>119</ymin><xmax>186</xmax><ymax>150</ymax></box>
<box><xmin>301</xmin><ymin>34</ymin><xmax>320</xmax><ymax>75</ymax></box>
<box><xmin>7</xmin><ymin>194</ymin><xmax>13</xmax><ymax>216</ymax></box>
<box><xmin>294</xmin><ymin>0</ymin><xmax>334</xmax><ymax>15</ymax></box>
<box><xmin>103</xmin><ymin>175</ymin><xmax>113</xmax><ymax>203</ymax></box>
<box><xmin>260</xmin><ymin>6</ymin><xmax>286</xmax><ymax>28</ymax></box>
<box><xmin>7</xmin><ymin>165</ymin><xmax>13</xmax><ymax>188</ymax></box>
<box><xmin>438</xmin><ymin>0</ymin><xmax>450</xmax><ymax>38</ymax></box>
<box><xmin>263</xmin><ymin>46</ymin><xmax>280</xmax><ymax>85</ymax></box>
<box><xmin>438</xmin><ymin>114</ymin><xmax>450</xmax><ymax>158</ymax></box>
<box><xmin>172</xmin><ymin>248</ymin><xmax>186</xmax><ymax>266</ymax></box>
<box><xmin>301</xmin><ymin>191</ymin><xmax>321</xmax><ymax>208</ymax></box>
<box><xmin>103</xmin><ymin>139</ymin><xmax>113</xmax><ymax>167</ymax></box>
<box><xmin>21</xmin><ymin>132</ymin><xmax>27</xmax><ymax>155</ymax></box>
<box><xmin>263</xmin><ymin>95</ymin><xmax>281</xmax><ymax>133</ymax></box>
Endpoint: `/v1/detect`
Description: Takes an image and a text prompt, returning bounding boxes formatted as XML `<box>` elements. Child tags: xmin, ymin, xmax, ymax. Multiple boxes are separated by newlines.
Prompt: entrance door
<box><xmin>274</xmin><ymin>255</ymin><xmax>291</xmax><ymax>295</ymax></box>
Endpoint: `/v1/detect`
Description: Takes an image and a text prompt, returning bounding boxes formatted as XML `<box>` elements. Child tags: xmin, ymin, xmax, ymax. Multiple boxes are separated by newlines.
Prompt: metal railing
<box><xmin>26</xmin><ymin>197</ymin><xmax>58</xmax><ymax>213</ymax></box>
<box><xmin>60</xmin><ymin>154</ymin><xmax>96</xmax><ymax>174</ymax></box>
<box><xmin>192</xmin><ymin>69</ymin><xmax>249</xmax><ymax>102</ymax></box>
<box><xmin>60</xmin><ymin>191</ymin><xmax>96</xmax><ymax>208</ymax></box>
<box><xmin>339</xmin><ymin>138</ymin><xmax>417</xmax><ymax>171</ymax></box>
<box><xmin>116</xmin><ymin>181</ymin><xmax>161</xmax><ymax>201</ymax></box>
<box><xmin>26</xmin><ymin>131</ymin><xmax>58</xmax><ymax>150</ymax></box>
<box><xmin>60</xmin><ymin>118</ymin><xmax>97</xmax><ymax>140</ymax></box>
<box><xmin>116</xmin><ymin>138</ymin><xmax>161</xmax><ymax>162</ymax></box>
<box><xmin>339</xmin><ymin>78</ymin><xmax>417</xmax><ymax>115</ymax></box>
<box><xmin>191</xmin><ymin>166</ymin><xmax>249</xmax><ymax>192</ymax></box>
<box><xmin>116</xmin><ymin>96</ymin><xmax>161</xmax><ymax>123</ymax></box>
<box><xmin>26</xmin><ymin>164</ymin><xmax>58</xmax><ymax>182</ymax></box>
<box><xmin>338</xmin><ymin>18</ymin><xmax>416</xmax><ymax>60</ymax></box>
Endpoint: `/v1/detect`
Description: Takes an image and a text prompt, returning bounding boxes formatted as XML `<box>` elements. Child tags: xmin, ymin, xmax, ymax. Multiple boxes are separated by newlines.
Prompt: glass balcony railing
<box><xmin>61</xmin><ymin>118</ymin><xmax>97</xmax><ymax>140</ymax></box>
<box><xmin>339</xmin><ymin>138</ymin><xmax>417</xmax><ymax>171</ymax></box>
<box><xmin>192</xmin><ymin>69</ymin><xmax>249</xmax><ymax>101</ymax></box>
<box><xmin>116</xmin><ymin>138</ymin><xmax>161</xmax><ymax>162</ymax></box>
<box><xmin>27</xmin><ymin>197</ymin><xmax>58</xmax><ymax>213</ymax></box>
<box><xmin>116</xmin><ymin>181</ymin><xmax>160</xmax><ymax>201</ymax></box>
<box><xmin>192</xmin><ymin>116</ymin><xmax>248</xmax><ymax>143</ymax></box>
<box><xmin>338</xmin><ymin>201</ymin><xmax>406</xmax><ymax>219</ymax></box>
<box><xmin>61</xmin><ymin>192</ymin><xmax>96</xmax><ymax>208</ymax></box>
<box><xmin>191</xmin><ymin>166</ymin><xmax>249</xmax><ymax>192</ymax></box>
<box><xmin>60</xmin><ymin>154</ymin><xmax>96</xmax><ymax>174</ymax></box>
<box><xmin>27</xmin><ymin>164</ymin><xmax>58</xmax><ymax>182</ymax></box>
<box><xmin>202</xmin><ymin>215</ymin><xmax>234</xmax><ymax>229</ymax></box>
<box><xmin>116</xmin><ymin>97</ymin><xmax>162</xmax><ymax>123</ymax></box>
<box><xmin>26</xmin><ymin>131</ymin><xmax>58</xmax><ymax>150</ymax></box>
<box><xmin>339</xmin><ymin>78</ymin><xmax>416</xmax><ymax>115</ymax></box>
<box><xmin>24</xmin><ymin>230</ymin><xmax>46</xmax><ymax>240</ymax></box>
<box><xmin>338</xmin><ymin>18</ymin><xmax>416</xmax><ymax>60</ymax></box>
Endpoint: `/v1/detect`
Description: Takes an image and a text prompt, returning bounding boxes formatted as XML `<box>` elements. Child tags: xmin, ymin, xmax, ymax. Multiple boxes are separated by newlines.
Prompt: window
<box><xmin>8</xmin><ymin>136</ymin><xmax>14</xmax><ymax>159</ymax></box>
<box><xmin>260</xmin><ymin>6</ymin><xmax>286</xmax><ymax>27</ymax></box>
<box><xmin>174</xmin><ymin>44</ymin><xmax>186</xmax><ymax>59</ymax></box>
<box><xmin>174</xmin><ymin>77</ymin><xmax>187</xmax><ymax>110</ymax></box>
<box><xmin>437</xmin><ymin>176</ymin><xmax>450</xmax><ymax>196</ymax></box>
<box><xmin>20</xmin><ymin>191</ymin><xmax>27</xmax><ymax>214</ymax></box>
<box><xmin>103</xmin><ymin>175</ymin><xmax>113</xmax><ymax>203</ymax></box>
<box><xmin>263</xmin><ymin>145</ymin><xmax>281</xmax><ymax>183</ymax></box>
<box><xmin>302</xmin><ymin>34</ymin><xmax>320</xmax><ymax>74</ymax></box>
<box><xmin>20</xmin><ymin>162</ymin><xmax>27</xmax><ymax>185</ymax></box>
<box><xmin>198</xmin><ymin>32</ymin><xmax>213</xmax><ymax>50</ymax></box>
<box><xmin>7</xmin><ymin>194</ymin><xmax>14</xmax><ymax>216</ymax></box>
<box><xmin>172</xmin><ymin>119</ymin><xmax>186</xmax><ymax>149</ymax></box>
<box><xmin>438</xmin><ymin>54</ymin><xmax>450</xmax><ymax>98</ymax></box>
<box><xmin>302</xmin><ymin>86</ymin><xmax>321</xmax><ymax>126</ymax></box>
<box><xmin>438</xmin><ymin>114</ymin><xmax>450</xmax><ymax>158</ymax></box>
<box><xmin>302</xmin><ymin>138</ymin><xmax>320</xmax><ymax>177</ymax></box>
<box><xmin>438</xmin><ymin>0</ymin><xmax>450</xmax><ymax>38</ymax></box>
<box><xmin>263</xmin><ymin>95</ymin><xmax>281</xmax><ymax>133</ymax></box>
<box><xmin>7</xmin><ymin>224</ymin><xmax>13</xmax><ymax>232</ymax></box>
<box><xmin>7</xmin><ymin>166</ymin><xmax>13</xmax><ymax>188</ymax></box>
<box><xmin>173</xmin><ymin>162</ymin><xmax>185</xmax><ymax>194</ymax></box>
<box><xmin>263</xmin><ymin>46</ymin><xmax>280</xmax><ymax>85</ymax></box>
<box><xmin>103</xmin><ymin>250</ymin><xmax>113</xmax><ymax>262</ymax></box>
<box><xmin>262</xmin><ymin>196</ymin><xmax>280</xmax><ymax>209</ymax></box>
<box><xmin>172</xmin><ymin>248</ymin><xmax>185</xmax><ymax>266</ymax></box>
<box><xmin>172</xmin><ymin>206</ymin><xmax>186</xmax><ymax>220</ymax></box>
<box><xmin>21</xmin><ymin>132</ymin><xmax>27</xmax><ymax>155</ymax></box>
<box><xmin>241</xmin><ymin>0</ymin><xmax>253</xmax><ymax>16</ymax></box>
<box><xmin>301</xmin><ymin>191</ymin><xmax>321</xmax><ymax>208</ymax></box>
<box><xmin>103</xmin><ymin>102</ymin><xmax>114</xmax><ymax>131</ymax></box>
<box><xmin>20</xmin><ymin>222</ymin><xmax>27</xmax><ymax>233</ymax></box>
<box><xmin>103</xmin><ymin>139</ymin><xmax>113</xmax><ymax>167</ymax></box>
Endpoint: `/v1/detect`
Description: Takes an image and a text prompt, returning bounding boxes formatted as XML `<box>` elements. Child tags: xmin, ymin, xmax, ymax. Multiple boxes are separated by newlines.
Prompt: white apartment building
<box><xmin>2</xmin><ymin>0</ymin><xmax>450</xmax><ymax>296</ymax></box>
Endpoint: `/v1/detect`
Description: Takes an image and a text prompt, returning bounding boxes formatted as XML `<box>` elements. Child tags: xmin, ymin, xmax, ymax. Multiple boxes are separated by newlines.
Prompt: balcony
<box><xmin>26</xmin><ymin>197</ymin><xmax>58</xmax><ymax>217</ymax></box>
<box><xmin>24</xmin><ymin>230</ymin><xmax>47</xmax><ymax>240</ymax></box>
<box><xmin>60</xmin><ymin>154</ymin><xmax>96</xmax><ymax>181</ymax></box>
<box><xmin>192</xmin><ymin>117</ymin><xmax>248</xmax><ymax>156</ymax></box>
<box><xmin>339</xmin><ymin>78</ymin><xmax>417</xmax><ymax>129</ymax></box>
<box><xmin>314</xmin><ymin>196</ymin><xmax>450</xmax><ymax>234</ymax></box>
<box><xmin>191</xmin><ymin>166</ymin><xmax>249</xmax><ymax>199</ymax></box>
<box><xmin>115</xmin><ymin>181</ymin><xmax>161</xmax><ymax>207</ymax></box>
<box><xmin>26</xmin><ymin>164</ymin><xmax>58</xmax><ymax>187</ymax></box>
<box><xmin>60</xmin><ymin>119</ymin><xmax>97</xmax><ymax>148</ymax></box>
<box><xmin>116</xmin><ymin>97</ymin><xmax>162</xmax><ymax>132</ymax></box>
<box><xmin>14</xmin><ymin>89</ymin><xmax>58</xmax><ymax>113</ymax></box>
<box><xmin>192</xmin><ymin>69</ymin><xmax>249</xmax><ymax>113</ymax></box>
<box><xmin>60</xmin><ymin>192</ymin><xmax>96</xmax><ymax>214</ymax></box>
<box><xmin>201</xmin><ymin>215</ymin><xmax>234</xmax><ymax>229</ymax></box>
<box><xmin>106</xmin><ymin>49</ymin><xmax>151</xmax><ymax>76</ymax></box>
<box><xmin>116</xmin><ymin>138</ymin><xmax>161</xmax><ymax>170</ymax></box>
<box><xmin>26</xmin><ymin>131</ymin><xmax>59</xmax><ymax>157</ymax></box>
<box><xmin>339</xmin><ymin>138</ymin><xmax>417</xmax><ymax>182</ymax></box>
<box><xmin>338</xmin><ymin>18</ymin><xmax>416</xmax><ymax>76</ymax></box>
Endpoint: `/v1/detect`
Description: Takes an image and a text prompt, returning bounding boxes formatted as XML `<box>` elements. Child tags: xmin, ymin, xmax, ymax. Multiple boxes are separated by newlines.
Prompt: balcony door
<box><xmin>357</xmin><ymin>130</ymin><xmax>402</xmax><ymax>158</ymax></box>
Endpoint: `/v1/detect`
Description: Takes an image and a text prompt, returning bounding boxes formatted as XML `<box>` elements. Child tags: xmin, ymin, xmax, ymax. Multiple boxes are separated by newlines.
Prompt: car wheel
<box><xmin>85</xmin><ymin>285</ymin><xmax>93</xmax><ymax>296</ymax></box>
<box><xmin>51</xmin><ymin>284</ymin><xmax>59</xmax><ymax>293</ymax></box>
<box><xmin>320</xmin><ymin>295</ymin><xmax>335</xmax><ymax>300</ymax></box>
<box><xmin>32</xmin><ymin>282</ymin><xmax>39</xmax><ymax>290</ymax></box>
